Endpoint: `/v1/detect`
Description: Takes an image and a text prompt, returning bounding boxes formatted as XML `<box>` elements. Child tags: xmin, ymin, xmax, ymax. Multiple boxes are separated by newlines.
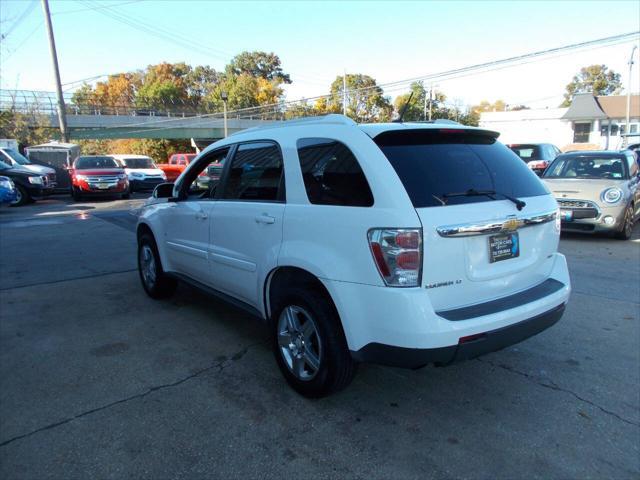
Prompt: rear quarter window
<box><xmin>375</xmin><ymin>129</ymin><xmax>548</xmax><ymax>208</ymax></box>
<box><xmin>296</xmin><ymin>138</ymin><xmax>373</xmax><ymax>207</ymax></box>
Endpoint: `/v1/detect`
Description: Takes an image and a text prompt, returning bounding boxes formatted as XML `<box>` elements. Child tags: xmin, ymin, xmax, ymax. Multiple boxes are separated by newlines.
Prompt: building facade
<box><xmin>479</xmin><ymin>93</ymin><xmax>640</xmax><ymax>150</ymax></box>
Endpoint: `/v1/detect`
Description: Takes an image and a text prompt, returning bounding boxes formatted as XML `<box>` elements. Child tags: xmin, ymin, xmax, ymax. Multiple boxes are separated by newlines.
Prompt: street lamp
<box><xmin>221</xmin><ymin>91</ymin><xmax>228</xmax><ymax>137</ymax></box>
<box><xmin>624</xmin><ymin>45</ymin><xmax>638</xmax><ymax>148</ymax></box>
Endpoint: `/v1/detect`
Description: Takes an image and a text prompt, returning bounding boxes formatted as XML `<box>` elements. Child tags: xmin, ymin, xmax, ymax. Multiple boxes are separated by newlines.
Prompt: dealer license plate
<box><xmin>489</xmin><ymin>232</ymin><xmax>520</xmax><ymax>263</ymax></box>
<box><xmin>96</xmin><ymin>183</ymin><xmax>110</xmax><ymax>189</ymax></box>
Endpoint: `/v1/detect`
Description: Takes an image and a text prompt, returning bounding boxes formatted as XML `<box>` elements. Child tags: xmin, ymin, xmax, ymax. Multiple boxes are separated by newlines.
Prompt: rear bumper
<box><xmin>323</xmin><ymin>252</ymin><xmax>571</xmax><ymax>364</ymax></box>
<box><xmin>351</xmin><ymin>303</ymin><xmax>565</xmax><ymax>368</ymax></box>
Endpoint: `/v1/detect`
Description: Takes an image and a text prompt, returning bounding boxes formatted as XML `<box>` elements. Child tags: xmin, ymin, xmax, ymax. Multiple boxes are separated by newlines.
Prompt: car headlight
<box><xmin>28</xmin><ymin>176</ymin><xmax>43</xmax><ymax>185</ymax></box>
<box><xmin>601</xmin><ymin>187</ymin><xmax>623</xmax><ymax>204</ymax></box>
<box><xmin>160</xmin><ymin>172</ymin><xmax>167</xmax><ymax>180</ymax></box>
<box><xmin>75</xmin><ymin>174</ymin><xmax>87</xmax><ymax>181</ymax></box>
<box><xmin>0</xmin><ymin>178</ymin><xmax>12</xmax><ymax>189</ymax></box>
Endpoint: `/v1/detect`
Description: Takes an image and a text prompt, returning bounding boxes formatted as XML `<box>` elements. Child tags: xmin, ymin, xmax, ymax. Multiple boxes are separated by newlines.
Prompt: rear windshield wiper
<box><xmin>441</xmin><ymin>189</ymin><xmax>526</xmax><ymax>210</ymax></box>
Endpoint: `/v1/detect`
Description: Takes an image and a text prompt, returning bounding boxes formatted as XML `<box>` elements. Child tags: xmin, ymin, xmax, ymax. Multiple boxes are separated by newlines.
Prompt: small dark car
<box><xmin>0</xmin><ymin>159</ymin><xmax>54</xmax><ymax>206</ymax></box>
<box><xmin>508</xmin><ymin>143</ymin><xmax>561</xmax><ymax>176</ymax></box>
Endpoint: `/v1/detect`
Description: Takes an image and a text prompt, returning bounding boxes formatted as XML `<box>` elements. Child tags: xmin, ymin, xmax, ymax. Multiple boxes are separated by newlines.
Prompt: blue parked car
<box><xmin>0</xmin><ymin>175</ymin><xmax>17</xmax><ymax>206</ymax></box>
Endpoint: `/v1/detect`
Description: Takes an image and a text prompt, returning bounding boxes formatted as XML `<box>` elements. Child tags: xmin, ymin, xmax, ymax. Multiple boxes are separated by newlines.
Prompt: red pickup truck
<box><xmin>158</xmin><ymin>153</ymin><xmax>197</xmax><ymax>182</ymax></box>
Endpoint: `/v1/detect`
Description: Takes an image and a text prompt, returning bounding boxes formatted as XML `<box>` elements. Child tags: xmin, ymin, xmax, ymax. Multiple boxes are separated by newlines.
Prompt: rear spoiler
<box><xmin>373</xmin><ymin>128</ymin><xmax>500</xmax><ymax>147</ymax></box>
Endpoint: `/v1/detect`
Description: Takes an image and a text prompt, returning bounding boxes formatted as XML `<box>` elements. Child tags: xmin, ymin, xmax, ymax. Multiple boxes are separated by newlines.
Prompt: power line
<box><xmin>1</xmin><ymin>0</ymin><xmax>37</xmax><ymax>40</ymax></box>
<box><xmin>79</xmin><ymin>30</ymin><xmax>640</xmax><ymax>133</ymax></box>
<box><xmin>78</xmin><ymin>0</ymin><xmax>233</xmax><ymax>61</ymax></box>
<box><xmin>52</xmin><ymin>0</ymin><xmax>143</xmax><ymax>16</ymax></box>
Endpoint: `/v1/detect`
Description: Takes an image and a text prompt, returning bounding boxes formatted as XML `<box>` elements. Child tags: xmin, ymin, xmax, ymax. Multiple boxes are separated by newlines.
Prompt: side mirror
<box><xmin>153</xmin><ymin>182</ymin><xmax>175</xmax><ymax>199</ymax></box>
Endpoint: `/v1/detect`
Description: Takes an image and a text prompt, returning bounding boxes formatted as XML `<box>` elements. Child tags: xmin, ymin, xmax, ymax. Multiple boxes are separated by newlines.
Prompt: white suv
<box><xmin>136</xmin><ymin>115</ymin><xmax>571</xmax><ymax>397</ymax></box>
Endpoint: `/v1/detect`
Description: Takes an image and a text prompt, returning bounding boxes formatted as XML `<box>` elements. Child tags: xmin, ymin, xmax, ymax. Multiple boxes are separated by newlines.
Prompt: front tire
<box><xmin>615</xmin><ymin>204</ymin><xmax>634</xmax><ymax>240</ymax></box>
<box><xmin>10</xmin><ymin>184</ymin><xmax>29</xmax><ymax>207</ymax></box>
<box><xmin>272</xmin><ymin>287</ymin><xmax>356</xmax><ymax>398</ymax></box>
<box><xmin>138</xmin><ymin>232</ymin><xmax>177</xmax><ymax>299</ymax></box>
<box><xmin>71</xmin><ymin>186</ymin><xmax>82</xmax><ymax>201</ymax></box>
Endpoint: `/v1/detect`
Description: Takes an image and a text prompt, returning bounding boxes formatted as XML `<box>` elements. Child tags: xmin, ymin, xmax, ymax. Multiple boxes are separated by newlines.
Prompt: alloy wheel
<box><xmin>139</xmin><ymin>244</ymin><xmax>157</xmax><ymax>288</ymax></box>
<box><xmin>277</xmin><ymin>305</ymin><xmax>322</xmax><ymax>381</ymax></box>
<box><xmin>10</xmin><ymin>187</ymin><xmax>22</xmax><ymax>206</ymax></box>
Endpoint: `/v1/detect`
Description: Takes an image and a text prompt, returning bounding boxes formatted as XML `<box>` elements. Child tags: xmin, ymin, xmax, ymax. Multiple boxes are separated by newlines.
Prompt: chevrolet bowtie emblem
<box><xmin>503</xmin><ymin>218</ymin><xmax>519</xmax><ymax>231</ymax></box>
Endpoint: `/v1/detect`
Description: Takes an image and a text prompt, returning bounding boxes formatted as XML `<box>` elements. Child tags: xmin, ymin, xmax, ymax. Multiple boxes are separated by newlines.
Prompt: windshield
<box><xmin>2</xmin><ymin>148</ymin><xmax>31</xmax><ymax>165</ymax></box>
<box><xmin>0</xmin><ymin>160</ymin><xmax>10</xmax><ymax>170</ymax></box>
<box><xmin>185</xmin><ymin>154</ymin><xmax>197</xmax><ymax>162</ymax></box>
<box><xmin>509</xmin><ymin>145</ymin><xmax>541</xmax><ymax>161</ymax></box>
<box><xmin>375</xmin><ymin>129</ymin><xmax>548</xmax><ymax>208</ymax></box>
<box><xmin>543</xmin><ymin>155</ymin><xmax>628</xmax><ymax>180</ymax></box>
<box><xmin>123</xmin><ymin>157</ymin><xmax>155</xmax><ymax>169</ymax></box>
<box><xmin>75</xmin><ymin>156</ymin><xmax>119</xmax><ymax>169</ymax></box>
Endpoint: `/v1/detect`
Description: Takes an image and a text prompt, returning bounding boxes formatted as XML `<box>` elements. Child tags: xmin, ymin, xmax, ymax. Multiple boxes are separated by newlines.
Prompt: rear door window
<box><xmin>374</xmin><ymin>129</ymin><xmax>548</xmax><ymax>208</ymax></box>
<box><xmin>296</xmin><ymin>138</ymin><xmax>373</xmax><ymax>207</ymax></box>
<box><xmin>220</xmin><ymin>141</ymin><xmax>284</xmax><ymax>202</ymax></box>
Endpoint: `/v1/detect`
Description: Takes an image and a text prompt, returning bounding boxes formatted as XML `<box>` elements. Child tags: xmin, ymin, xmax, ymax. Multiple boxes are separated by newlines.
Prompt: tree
<box><xmin>393</xmin><ymin>82</ymin><xmax>446</xmax><ymax>121</ymax></box>
<box><xmin>318</xmin><ymin>74</ymin><xmax>393</xmax><ymax>122</ymax></box>
<box><xmin>561</xmin><ymin>64</ymin><xmax>622</xmax><ymax>107</ymax></box>
<box><xmin>472</xmin><ymin>99</ymin><xmax>507</xmax><ymax>114</ymax></box>
<box><xmin>227</xmin><ymin>51</ymin><xmax>291</xmax><ymax>84</ymax></box>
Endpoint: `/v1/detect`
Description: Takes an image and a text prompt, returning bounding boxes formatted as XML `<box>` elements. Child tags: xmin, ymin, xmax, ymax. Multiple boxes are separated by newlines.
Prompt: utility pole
<box><xmin>624</xmin><ymin>44</ymin><xmax>638</xmax><ymax>148</ymax></box>
<box><xmin>41</xmin><ymin>0</ymin><xmax>68</xmax><ymax>142</ymax></box>
<box><xmin>342</xmin><ymin>70</ymin><xmax>347</xmax><ymax>116</ymax></box>
<box><xmin>221</xmin><ymin>91</ymin><xmax>228</xmax><ymax>137</ymax></box>
<box><xmin>428</xmin><ymin>84</ymin><xmax>433</xmax><ymax>121</ymax></box>
<box><xmin>423</xmin><ymin>87</ymin><xmax>427</xmax><ymax>121</ymax></box>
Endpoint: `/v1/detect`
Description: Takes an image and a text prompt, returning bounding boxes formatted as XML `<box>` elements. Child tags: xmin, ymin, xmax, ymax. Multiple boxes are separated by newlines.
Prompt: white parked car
<box><xmin>136</xmin><ymin>115</ymin><xmax>571</xmax><ymax>397</ymax></box>
<box><xmin>111</xmin><ymin>154</ymin><xmax>167</xmax><ymax>192</ymax></box>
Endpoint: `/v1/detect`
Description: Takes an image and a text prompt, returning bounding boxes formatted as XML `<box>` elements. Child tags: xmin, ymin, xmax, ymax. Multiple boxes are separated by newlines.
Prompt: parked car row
<box><xmin>0</xmin><ymin>145</ymin><xmax>199</xmax><ymax>206</ymax></box>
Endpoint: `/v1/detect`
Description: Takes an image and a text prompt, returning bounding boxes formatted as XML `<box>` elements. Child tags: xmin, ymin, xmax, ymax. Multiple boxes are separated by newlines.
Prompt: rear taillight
<box><xmin>368</xmin><ymin>228</ymin><xmax>422</xmax><ymax>287</ymax></box>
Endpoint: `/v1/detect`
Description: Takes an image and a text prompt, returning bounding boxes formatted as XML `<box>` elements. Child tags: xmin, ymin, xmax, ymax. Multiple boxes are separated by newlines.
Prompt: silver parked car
<box><xmin>542</xmin><ymin>150</ymin><xmax>639</xmax><ymax>239</ymax></box>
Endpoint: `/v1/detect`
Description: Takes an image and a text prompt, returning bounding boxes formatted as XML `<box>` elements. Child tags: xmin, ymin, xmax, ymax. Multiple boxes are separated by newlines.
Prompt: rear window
<box><xmin>75</xmin><ymin>156</ymin><xmax>118</xmax><ymax>169</ymax></box>
<box><xmin>375</xmin><ymin>129</ymin><xmax>548</xmax><ymax>208</ymax></box>
<box><xmin>509</xmin><ymin>144</ymin><xmax>541</xmax><ymax>161</ymax></box>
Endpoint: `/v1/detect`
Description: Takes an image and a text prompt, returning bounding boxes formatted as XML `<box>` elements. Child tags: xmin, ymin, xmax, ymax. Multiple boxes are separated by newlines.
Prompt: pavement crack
<box><xmin>0</xmin><ymin>269</ymin><xmax>138</xmax><ymax>291</ymax></box>
<box><xmin>0</xmin><ymin>341</ymin><xmax>265</xmax><ymax>448</ymax></box>
<box><xmin>477</xmin><ymin>358</ymin><xmax>639</xmax><ymax>427</ymax></box>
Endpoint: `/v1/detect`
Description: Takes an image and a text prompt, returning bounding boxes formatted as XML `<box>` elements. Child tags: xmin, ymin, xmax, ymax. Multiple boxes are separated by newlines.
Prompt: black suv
<box><xmin>0</xmin><ymin>160</ymin><xmax>54</xmax><ymax>206</ymax></box>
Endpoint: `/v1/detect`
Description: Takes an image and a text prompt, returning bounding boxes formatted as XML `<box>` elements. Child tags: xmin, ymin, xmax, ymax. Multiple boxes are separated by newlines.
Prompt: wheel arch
<box><xmin>264</xmin><ymin>266</ymin><xmax>339</xmax><ymax>325</ymax></box>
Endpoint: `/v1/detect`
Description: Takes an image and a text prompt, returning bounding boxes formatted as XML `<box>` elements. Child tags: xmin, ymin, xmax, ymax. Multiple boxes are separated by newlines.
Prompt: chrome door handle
<box><xmin>255</xmin><ymin>214</ymin><xmax>275</xmax><ymax>224</ymax></box>
<box><xmin>195</xmin><ymin>211</ymin><xmax>208</xmax><ymax>220</ymax></box>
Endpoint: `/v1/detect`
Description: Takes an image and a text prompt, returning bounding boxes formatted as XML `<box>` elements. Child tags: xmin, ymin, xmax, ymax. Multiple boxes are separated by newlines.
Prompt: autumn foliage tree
<box><xmin>561</xmin><ymin>64</ymin><xmax>622</xmax><ymax>107</ymax></box>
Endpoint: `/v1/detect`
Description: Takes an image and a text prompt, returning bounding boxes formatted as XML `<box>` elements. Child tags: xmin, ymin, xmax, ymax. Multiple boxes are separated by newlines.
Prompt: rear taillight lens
<box><xmin>368</xmin><ymin>228</ymin><xmax>422</xmax><ymax>287</ymax></box>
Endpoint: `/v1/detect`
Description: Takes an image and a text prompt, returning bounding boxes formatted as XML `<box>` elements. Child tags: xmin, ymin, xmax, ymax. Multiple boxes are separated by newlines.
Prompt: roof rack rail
<box><xmin>230</xmin><ymin>114</ymin><xmax>356</xmax><ymax>136</ymax></box>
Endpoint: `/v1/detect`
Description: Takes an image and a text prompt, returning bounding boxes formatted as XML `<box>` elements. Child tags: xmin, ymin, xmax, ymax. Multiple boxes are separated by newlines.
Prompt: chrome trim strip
<box><xmin>436</xmin><ymin>210</ymin><xmax>557</xmax><ymax>238</ymax></box>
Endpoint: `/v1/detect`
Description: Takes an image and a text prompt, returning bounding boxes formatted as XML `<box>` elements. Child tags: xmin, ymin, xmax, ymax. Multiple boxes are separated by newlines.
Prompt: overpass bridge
<box><xmin>1</xmin><ymin>89</ymin><xmax>282</xmax><ymax>139</ymax></box>
<box><xmin>43</xmin><ymin>113</ymin><xmax>279</xmax><ymax>139</ymax></box>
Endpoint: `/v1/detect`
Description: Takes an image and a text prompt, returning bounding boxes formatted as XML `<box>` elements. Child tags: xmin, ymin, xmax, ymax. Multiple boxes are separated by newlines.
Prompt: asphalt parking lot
<box><xmin>0</xmin><ymin>195</ymin><xmax>638</xmax><ymax>479</ymax></box>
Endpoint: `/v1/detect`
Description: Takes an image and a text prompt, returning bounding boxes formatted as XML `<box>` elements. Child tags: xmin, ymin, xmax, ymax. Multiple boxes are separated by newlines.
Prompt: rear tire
<box><xmin>138</xmin><ymin>232</ymin><xmax>177</xmax><ymax>299</ymax></box>
<box><xmin>615</xmin><ymin>204</ymin><xmax>634</xmax><ymax>240</ymax></box>
<box><xmin>271</xmin><ymin>286</ymin><xmax>356</xmax><ymax>398</ymax></box>
<box><xmin>10</xmin><ymin>184</ymin><xmax>29</xmax><ymax>207</ymax></box>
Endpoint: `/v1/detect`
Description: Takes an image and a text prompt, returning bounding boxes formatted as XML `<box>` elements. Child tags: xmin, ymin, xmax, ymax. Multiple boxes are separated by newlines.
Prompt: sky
<box><xmin>1</xmin><ymin>0</ymin><xmax>639</xmax><ymax>111</ymax></box>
